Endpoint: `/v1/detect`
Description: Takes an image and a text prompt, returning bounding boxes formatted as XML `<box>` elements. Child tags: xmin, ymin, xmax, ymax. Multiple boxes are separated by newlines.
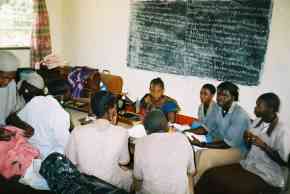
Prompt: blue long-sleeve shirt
<box><xmin>206</xmin><ymin>102</ymin><xmax>251</xmax><ymax>155</ymax></box>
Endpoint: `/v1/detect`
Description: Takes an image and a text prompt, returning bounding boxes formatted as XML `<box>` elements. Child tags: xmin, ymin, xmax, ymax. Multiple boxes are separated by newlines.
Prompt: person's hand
<box><xmin>244</xmin><ymin>131</ymin><xmax>257</xmax><ymax>144</ymax></box>
<box><xmin>0</xmin><ymin>128</ymin><xmax>15</xmax><ymax>141</ymax></box>
<box><xmin>168</xmin><ymin>126</ymin><xmax>176</xmax><ymax>133</ymax></box>
<box><xmin>251</xmin><ymin>136</ymin><xmax>267</xmax><ymax>149</ymax></box>
<box><xmin>22</xmin><ymin>125</ymin><xmax>34</xmax><ymax>138</ymax></box>
<box><xmin>189</xmin><ymin>136</ymin><xmax>204</xmax><ymax>147</ymax></box>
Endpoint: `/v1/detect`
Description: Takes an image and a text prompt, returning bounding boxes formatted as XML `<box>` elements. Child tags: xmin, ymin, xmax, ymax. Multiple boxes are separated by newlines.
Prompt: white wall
<box><xmin>46</xmin><ymin>0</ymin><xmax>64</xmax><ymax>55</ymax></box>
<box><xmin>59</xmin><ymin>0</ymin><xmax>290</xmax><ymax>125</ymax></box>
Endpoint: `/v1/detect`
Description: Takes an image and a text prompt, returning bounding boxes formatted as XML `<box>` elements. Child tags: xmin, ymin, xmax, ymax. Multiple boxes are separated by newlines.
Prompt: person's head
<box><xmin>161</xmin><ymin>102</ymin><xmax>178</xmax><ymax>123</ymax></box>
<box><xmin>200</xmin><ymin>83</ymin><xmax>216</xmax><ymax>105</ymax></box>
<box><xmin>143</xmin><ymin>109</ymin><xmax>168</xmax><ymax>134</ymax></box>
<box><xmin>217</xmin><ymin>81</ymin><xmax>239</xmax><ymax>110</ymax></box>
<box><xmin>149</xmin><ymin>77</ymin><xmax>165</xmax><ymax>100</ymax></box>
<box><xmin>254</xmin><ymin>93</ymin><xmax>280</xmax><ymax>119</ymax></box>
<box><xmin>91</xmin><ymin>91</ymin><xmax>118</xmax><ymax>124</ymax></box>
<box><xmin>0</xmin><ymin>51</ymin><xmax>19</xmax><ymax>88</ymax></box>
<box><xmin>18</xmin><ymin>72</ymin><xmax>46</xmax><ymax>103</ymax></box>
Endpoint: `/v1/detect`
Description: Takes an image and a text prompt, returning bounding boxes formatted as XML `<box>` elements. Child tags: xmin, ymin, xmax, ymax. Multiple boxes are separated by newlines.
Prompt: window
<box><xmin>0</xmin><ymin>0</ymin><xmax>33</xmax><ymax>48</ymax></box>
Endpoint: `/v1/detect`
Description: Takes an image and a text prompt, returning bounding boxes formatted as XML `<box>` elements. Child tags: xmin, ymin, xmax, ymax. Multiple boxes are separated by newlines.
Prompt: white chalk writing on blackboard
<box><xmin>127</xmin><ymin>0</ymin><xmax>272</xmax><ymax>85</ymax></box>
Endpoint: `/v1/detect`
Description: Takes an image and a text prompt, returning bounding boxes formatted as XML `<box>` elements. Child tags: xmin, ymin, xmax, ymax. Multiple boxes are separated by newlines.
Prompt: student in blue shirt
<box><xmin>191</xmin><ymin>81</ymin><xmax>251</xmax><ymax>182</ymax></box>
<box><xmin>198</xmin><ymin>83</ymin><xmax>218</xmax><ymax>124</ymax></box>
<box><xmin>195</xmin><ymin>93</ymin><xmax>289</xmax><ymax>194</ymax></box>
<box><xmin>191</xmin><ymin>84</ymin><xmax>219</xmax><ymax>137</ymax></box>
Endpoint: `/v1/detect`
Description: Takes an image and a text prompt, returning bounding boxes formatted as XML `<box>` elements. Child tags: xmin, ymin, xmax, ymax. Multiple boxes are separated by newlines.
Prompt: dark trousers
<box><xmin>195</xmin><ymin>164</ymin><xmax>281</xmax><ymax>194</ymax></box>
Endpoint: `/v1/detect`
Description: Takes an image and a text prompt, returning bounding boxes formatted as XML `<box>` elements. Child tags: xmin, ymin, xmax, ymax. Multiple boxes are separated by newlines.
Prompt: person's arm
<box><xmin>65</xmin><ymin>131</ymin><xmax>78</xmax><ymax>165</ymax></box>
<box><xmin>202</xmin><ymin>140</ymin><xmax>230</xmax><ymax>149</ymax></box>
<box><xmin>6</xmin><ymin>112</ymin><xmax>34</xmax><ymax>138</ymax></box>
<box><xmin>184</xmin><ymin>127</ymin><xmax>208</xmax><ymax>135</ymax></box>
<box><xmin>118</xmin><ymin>131</ymin><xmax>131</xmax><ymax>170</ymax></box>
<box><xmin>188</xmin><ymin>174</ymin><xmax>194</xmax><ymax>194</ymax></box>
<box><xmin>133</xmin><ymin>142</ymin><xmax>144</xmax><ymax>192</ymax></box>
<box><xmin>287</xmin><ymin>154</ymin><xmax>290</xmax><ymax>168</ymax></box>
<box><xmin>0</xmin><ymin>127</ymin><xmax>15</xmax><ymax>141</ymax></box>
<box><xmin>186</xmin><ymin>137</ymin><xmax>195</xmax><ymax>194</ymax></box>
<box><xmin>252</xmin><ymin>135</ymin><xmax>288</xmax><ymax>167</ymax></box>
<box><xmin>188</xmin><ymin>135</ymin><xmax>230</xmax><ymax>149</ymax></box>
<box><xmin>140</xmin><ymin>94</ymin><xmax>148</xmax><ymax>110</ymax></box>
<box><xmin>133</xmin><ymin>177</ymin><xmax>143</xmax><ymax>193</ymax></box>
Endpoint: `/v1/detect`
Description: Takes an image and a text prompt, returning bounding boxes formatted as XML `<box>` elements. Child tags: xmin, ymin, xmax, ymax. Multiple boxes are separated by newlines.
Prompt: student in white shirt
<box><xmin>195</xmin><ymin>92</ymin><xmax>290</xmax><ymax>194</ymax></box>
<box><xmin>133</xmin><ymin>110</ymin><xmax>195</xmax><ymax>194</ymax></box>
<box><xmin>16</xmin><ymin>72</ymin><xmax>70</xmax><ymax>159</ymax></box>
<box><xmin>66</xmin><ymin>91</ymin><xmax>132</xmax><ymax>192</ymax></box>
<box><xmin>0</xmin><ymin>51</ymin><xmax>20</xmax><ymax>125</ymax></box>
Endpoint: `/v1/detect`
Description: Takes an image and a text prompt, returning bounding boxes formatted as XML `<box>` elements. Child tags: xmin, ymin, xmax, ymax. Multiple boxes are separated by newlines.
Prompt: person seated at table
<box><xmin>195</xmin><ymin>92</ymin><xmax>290</xmax><ymax>194</ymax></box>
<box><xmin>140</xmin><ymin>77</ymin><xmax>179</xmax><ymax>114</ymax></box>
<box><xmin>193</xmin><ymin>84</ymin><xmax>218</xmax><ymax>134</ymax></box>
<box><xmin>13</xmin><ymin>72</ymin><xmax>70</xmax><ymax>160</ymax></box>
<box><xmin>65</xmin><ymin>91</ymin><xmax>132</xmax><ymax>192</ymax></box>
<box><xmin>190</xmin><ymin>81</ymin><xmax>251</xmax><ymax>182</ymax></box>
<box><xmin>161</xmin><ymin>101</ymin><xmax>188</xmax><ymax>132</ymax></box>
<box><xmin>0</xmin><ymin>51</ymin><xmax>29</xmax><ymax>124</ymax></box>
<box><xmin>133</xmin><ymin>109</ymin><xmax>195</xmax><ymax>194</ymax></box>
<box><xmin>197</xmin><ymin>83</ymin><xmax>218</xmax><ymax>123</ymax></box>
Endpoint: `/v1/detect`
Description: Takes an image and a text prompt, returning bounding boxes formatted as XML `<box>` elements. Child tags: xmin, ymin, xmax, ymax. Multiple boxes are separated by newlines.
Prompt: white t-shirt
<box><xmin>0</xmin><ymin>81</ymin><xmax>17</xmax><ymax>125</ymax></box>
<box><xmin>241</xmin><ymin>118</ymin><xmax>290</xmax><ymax>188</ymax></box>
<box><xmin>134</xmin><ymin>132</ymin><xmax>195</xmax><ymax>194</ymax></box>
<box><xmin>65</xmin><ymin>119</ymin><xmax>132</xmax><ymax>192</ymax></box>
<box><xmin>18</xmin><ymin>95</ymin><xmax>70</xmax><ymax>159</ymax></box>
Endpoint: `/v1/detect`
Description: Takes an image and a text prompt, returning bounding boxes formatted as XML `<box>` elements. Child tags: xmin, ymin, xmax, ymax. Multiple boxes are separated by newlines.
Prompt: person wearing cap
<box><xmin>133</xmin><ymin>110</ymin><xmax>195</xmax><ymax>194</ymax></box>
<box><xmin>6</xmin><ymin>71</ymin><xmax>48</xmax><ymax>138</ymax></box>
<box><xmin>15</xmin><ymin>72</ymin><xmax>70</xmax><ymax>160</ymax></box>
<box><xmin>65</xmin><ymin>91</ymin><xmax>133</xmax><ymax>192</ymax></box>
<box><xmin>0</xmin><ymin>51</ymin><xmax>20</xmax><ymax>125</ymax></box>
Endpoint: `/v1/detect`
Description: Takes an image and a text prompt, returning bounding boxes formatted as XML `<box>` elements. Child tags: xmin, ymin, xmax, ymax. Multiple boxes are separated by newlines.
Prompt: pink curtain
<box><xmin>31</xmin><ymin>0</ymin><xmax>52</xmax><ymax>67</ymax></box>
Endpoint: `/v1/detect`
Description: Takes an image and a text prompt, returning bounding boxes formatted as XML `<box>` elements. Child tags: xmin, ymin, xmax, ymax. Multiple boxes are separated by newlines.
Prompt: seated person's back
<box><xmin>65</xmin><ymin>91</ymin><xmax>132</xmax><ymax>192</ymax></box>
<box><xmin>16</xmin><ymin>72</ymin><xmax>70</xmax><ymax>159</ymax></box>
<box><xmin>134</xmin><ymin>110</ymin><xmax>195</xmax><ymax>194</ymax></box>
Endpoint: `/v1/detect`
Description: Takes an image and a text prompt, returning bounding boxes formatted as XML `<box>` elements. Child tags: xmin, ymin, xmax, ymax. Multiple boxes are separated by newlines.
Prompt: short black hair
<box><xmin>143</xmin><ymin>109</ymin><xmax>168</xmax><ymax>134</ymax></box>
<box><xmin>202</xmin><ymin>83</ymin><xmax>216</xmax><ymax>95</ymax></box>
<box><xmin>150</xmin><ymin>77</ymin><xmax>164</xmax><ymax>89</ymax></box>
<box><xmin>217</xmin><ymin>81</ymin><xmax>239</xmax><ymax>101</ymax></box>
<box><xmin>257</xmin><ymin>93</ymin><xmax>280</xmax><ymax>113</ymax></box>
<box><xmin>91</xmin><ymin>91</ymin><xmax>117</xmax><ymax>118</ymax></box>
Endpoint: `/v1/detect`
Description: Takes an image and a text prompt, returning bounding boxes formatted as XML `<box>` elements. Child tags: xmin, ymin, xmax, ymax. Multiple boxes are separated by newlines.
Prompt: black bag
<box><xmin>40</xmin><ymin>153</ymin><xmax>129</xmax><ymax>194</ymax></box>
<box><xmin>37</xmin><ymin>66</ymin><xmax>70</xmax><ymax>96</ymax></box>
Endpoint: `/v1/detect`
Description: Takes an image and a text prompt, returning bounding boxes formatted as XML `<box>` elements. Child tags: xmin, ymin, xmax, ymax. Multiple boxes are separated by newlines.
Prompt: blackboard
<box><xmin>127</xmin><ymin>0</ymin><xmax>273</xmax><ymax>86</ymax></box>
